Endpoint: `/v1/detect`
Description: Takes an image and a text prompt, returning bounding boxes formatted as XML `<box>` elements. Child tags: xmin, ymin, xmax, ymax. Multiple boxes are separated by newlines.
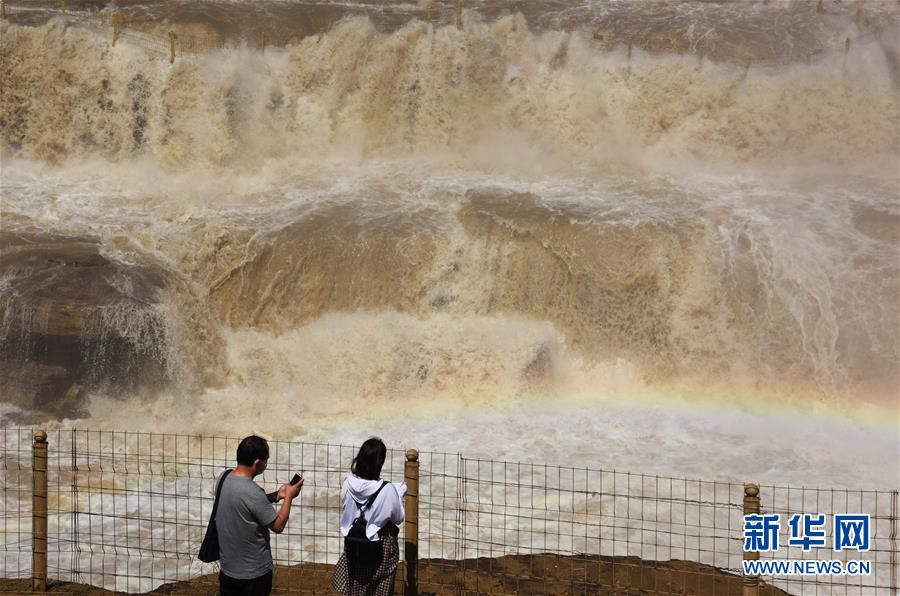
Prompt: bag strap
<box><xmin>356</xmin><ymin>480</ymin><xmax>389</xmax><ymax>514</ymax></box>
<box><xmin>210</xmin><ymin>469</ymin><xmax>233</xmax><ymax>521</ymax></box>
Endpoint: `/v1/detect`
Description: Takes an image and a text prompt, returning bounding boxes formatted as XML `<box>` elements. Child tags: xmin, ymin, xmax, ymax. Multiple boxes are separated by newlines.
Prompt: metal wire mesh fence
<box><xmin>759</xmin><ymin>485</ymin><xmax>899</xmax><ymax>596</ymax></box>
<box><xmin>447</xmin><ymin>461</ymin><xmax>757</xmax><ymax>595</ymax></box>
<box><xmin>3</xmin><ymin>429</ymin><xmax>412</xmax><ymax>592</ymax></box>
<box><xmin>0</xmin><ymin>428</ymin><xmax>31</xmax><ymax>584</ymax></box>
<box><xmin>1</xmin><ymin>428</ymin><xmax>898</xmax><ymax>595</ymax></box>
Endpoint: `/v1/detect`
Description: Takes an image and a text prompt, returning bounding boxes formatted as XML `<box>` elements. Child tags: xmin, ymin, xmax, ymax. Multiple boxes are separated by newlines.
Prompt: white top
<box><xmin>339</xmin><ymin>474</ymin><xmax>407</xmax><ymax>541</ymax></box>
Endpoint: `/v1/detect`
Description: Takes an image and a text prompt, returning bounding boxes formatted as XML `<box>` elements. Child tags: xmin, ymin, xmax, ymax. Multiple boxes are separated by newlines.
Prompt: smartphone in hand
<box><xmin>267</xmin><ymin>473</ymin><xmax>303</xmax><ymax>502</ymax></box>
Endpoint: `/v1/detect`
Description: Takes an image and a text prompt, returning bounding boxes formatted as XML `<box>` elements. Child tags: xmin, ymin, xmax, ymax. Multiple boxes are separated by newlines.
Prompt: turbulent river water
<box><xmin>1</xmin><ymin>0</ymin><xmax>897</xmax><ymax>488</ymax></box>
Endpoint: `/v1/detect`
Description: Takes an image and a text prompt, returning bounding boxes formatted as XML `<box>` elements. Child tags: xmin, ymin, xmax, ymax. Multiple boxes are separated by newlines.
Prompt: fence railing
<box><xmin>0</xmin><ymin>0</ymin><xmax>875</xmax><ymax>70</ymax></box>
<box><xmin>1</xmin><ymin>428</ymin><xmax>897</xmax><ymax>595</ymax></box>
<box><xmin>0</xmin><ymin>0</ymin><xmax>470</xmax><ymax>65</ymax></box>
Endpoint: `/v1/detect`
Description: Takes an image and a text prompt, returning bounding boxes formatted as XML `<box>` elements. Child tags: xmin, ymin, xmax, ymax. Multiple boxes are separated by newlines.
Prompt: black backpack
<box><xmin>344</xmin><ymin>480</ymin><xmax>389</xmax><ymax>566</ymax></box>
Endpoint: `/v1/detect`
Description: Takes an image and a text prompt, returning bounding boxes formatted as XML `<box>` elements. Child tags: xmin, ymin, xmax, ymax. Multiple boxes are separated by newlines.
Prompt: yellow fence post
<box><xmin>404</xmin><ymin>449</ymin><xmax>419</xmax><ymax>596</ymax></box>
<box><xmin>59</xmin><ymin>0</ymin><xmax>66</xmax><ymax>13</ymax></box>
<box><xmin>112</xmin><ymin>12</ymin><xmax>121</xmax><ymax>47</ymax></box>
<box><xmin>743</xmin><ymin>484</ymin><xmax>760</xmax><ymax>596</ymax></box>
<box><xmin>169</xmin><ymin>31</ymin><xmax>177</xmax><ymax>64</ymax></box>
<box><xmin>455</xmin><ymin>0</ymin><xmax>462</xmax><ymax>30</ymax></box>
<box><xmin>1</xmin><ymin>1</ymin><xmax>6</xmax><ymax>20</ymax></box>
<box><xmin>32</xmin><ymin>430</ymin><xmax>48</xmax><ymax>592</ymax></box>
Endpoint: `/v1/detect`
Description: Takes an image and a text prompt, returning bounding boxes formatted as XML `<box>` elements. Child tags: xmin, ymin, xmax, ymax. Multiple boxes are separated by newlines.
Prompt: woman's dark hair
<box><xmin>236</xmin><ymin>435</ymin><xmax>269</xmax><ymax>466</ymax></box>
<box><xmin>351</xmin><ymin>437</ymin><xmax>387</xmax><ymax>480</ymax></box>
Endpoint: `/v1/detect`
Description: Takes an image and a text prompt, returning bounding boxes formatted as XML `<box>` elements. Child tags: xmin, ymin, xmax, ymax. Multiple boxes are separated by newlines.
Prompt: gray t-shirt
<box><xmin>215</xmin><ymin>471</ymin><xmax>278</xmax><ymax>579</ymax></box>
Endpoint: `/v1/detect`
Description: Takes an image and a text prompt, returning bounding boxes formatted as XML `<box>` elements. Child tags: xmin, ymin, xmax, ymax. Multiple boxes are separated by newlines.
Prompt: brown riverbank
<box><xmin>1</xmin><ymin>553</ymin><xmax>789</xmax><ymax>595</ymax></box>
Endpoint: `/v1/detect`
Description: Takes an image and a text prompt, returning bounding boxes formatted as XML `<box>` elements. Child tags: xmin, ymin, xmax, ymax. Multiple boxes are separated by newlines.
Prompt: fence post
<box><xmin>1</xmin><ymin>1</ymin><xmax>6</xmax><ymax>20</ymax></box>
<box><xmin>32</xmin><ymin>430</ymin><xmax>48</xmax><ymax>592</ymax></box>
<box><xmin>111</xmin><ymin>12</ymin><xmax>121</xmax><ymax>47</ymax></box>
<box><xmin>743</xmin><ymin>483</ymin><xmax>760</xmax><ymax>596</ymax></box>
<box><xmin>404</xmin><ymin>449</ymin><xmax>419</xmax><ymax>596</ymax></box>
<box><xmin>169</xmin><ymin>31</ymin><xmax>177</xmax><ymax>64</ymax></box>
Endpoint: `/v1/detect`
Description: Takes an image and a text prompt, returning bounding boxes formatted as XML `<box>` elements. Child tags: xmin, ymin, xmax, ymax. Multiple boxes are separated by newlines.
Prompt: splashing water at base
<box><xmin>0</xmin><ymin>0</ymin><xmax>897</xmax><ymax>491</ymax></box>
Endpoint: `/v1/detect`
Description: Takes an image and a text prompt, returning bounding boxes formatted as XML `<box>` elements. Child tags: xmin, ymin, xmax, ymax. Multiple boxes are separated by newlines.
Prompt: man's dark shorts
<box><xmin>219</xmin><ymin>570</ymin><xmax>273</xmax><ymax>596</ymax></box>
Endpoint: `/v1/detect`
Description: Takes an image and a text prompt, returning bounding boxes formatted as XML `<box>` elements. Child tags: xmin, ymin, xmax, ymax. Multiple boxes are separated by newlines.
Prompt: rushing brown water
<box><xmin>0</xmin><ymin>0</ymin><xmax>898</xmax><ymax>486</ymax></box>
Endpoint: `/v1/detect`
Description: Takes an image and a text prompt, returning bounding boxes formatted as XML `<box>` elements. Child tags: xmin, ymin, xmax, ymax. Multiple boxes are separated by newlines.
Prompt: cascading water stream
<box><xmin>0</xmin><ymin>0</ymin><xmax>897</xmax><ymax>487</ymax></box>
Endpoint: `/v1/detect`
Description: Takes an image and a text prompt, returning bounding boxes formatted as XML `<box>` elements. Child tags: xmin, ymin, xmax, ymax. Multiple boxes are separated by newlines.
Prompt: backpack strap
<box><xmin>356</xmin><ymin>480</ymin><xmax>389</xmax><ymax>514</ymax></box>
<box><xmin>210</xmin><ymin>469</ymin><xmax>232</xmax><ymax>521</ymax></box>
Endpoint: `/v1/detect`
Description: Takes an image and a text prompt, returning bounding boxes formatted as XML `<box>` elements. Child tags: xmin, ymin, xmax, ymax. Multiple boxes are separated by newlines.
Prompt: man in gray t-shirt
<box><xmin>216</xmin><ymin>435</ymin><xmax>302</xmax><ymax>596</ymax></box>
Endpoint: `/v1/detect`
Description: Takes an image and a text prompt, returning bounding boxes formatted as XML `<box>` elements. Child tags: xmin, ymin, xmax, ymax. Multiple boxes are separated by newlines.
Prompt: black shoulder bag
<box><xmin>198</xmin><ymin>469</ymin><xmax>232</xmax><ymax>562</ymax></box>
<box><xmin>344</xmin><ymin>480</ymin><xmax>389</xmax><ymax>566</ymax></box>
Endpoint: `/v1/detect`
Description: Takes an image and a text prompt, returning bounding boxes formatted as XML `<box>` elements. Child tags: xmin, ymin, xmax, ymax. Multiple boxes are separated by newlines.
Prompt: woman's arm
<box><xmin>388</xmin><ymin>484</ymin><xmax>406</xmax><ymax>525</ymax></box>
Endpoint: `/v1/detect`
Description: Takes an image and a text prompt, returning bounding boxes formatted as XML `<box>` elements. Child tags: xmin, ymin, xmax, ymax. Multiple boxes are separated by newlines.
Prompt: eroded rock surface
<box><xmin>0</xmin><ymin>231</ymin><xmax>170</xmax><ymax>415</ymax></box>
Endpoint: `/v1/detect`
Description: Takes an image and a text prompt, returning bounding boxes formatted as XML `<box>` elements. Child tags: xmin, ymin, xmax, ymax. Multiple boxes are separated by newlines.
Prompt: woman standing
<box><xmin>332</xmin><ymin>437</ymin><xmax>407</xmax><ymax>596</ymax></box>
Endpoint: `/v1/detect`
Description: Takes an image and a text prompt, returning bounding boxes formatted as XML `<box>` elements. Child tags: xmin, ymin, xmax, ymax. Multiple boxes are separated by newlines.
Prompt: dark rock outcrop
<box><xmin>0</xmin><ymin>231</ymin><xmax>170</xmax><ymax>416</ymax></box>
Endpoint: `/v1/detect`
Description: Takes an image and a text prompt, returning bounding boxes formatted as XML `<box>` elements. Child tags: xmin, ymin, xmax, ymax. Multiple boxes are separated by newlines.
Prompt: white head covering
<box><xmin>339</xmin><ymin>474</ymin><xmax>407</xmax><ymax>541</ymax></box>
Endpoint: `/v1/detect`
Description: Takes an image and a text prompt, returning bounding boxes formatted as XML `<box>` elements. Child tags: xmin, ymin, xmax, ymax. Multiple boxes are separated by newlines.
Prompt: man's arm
<box><xmin>268</xmin><ymin>480</ymin><xmax>302</xmax><ymax>534</ymax></box>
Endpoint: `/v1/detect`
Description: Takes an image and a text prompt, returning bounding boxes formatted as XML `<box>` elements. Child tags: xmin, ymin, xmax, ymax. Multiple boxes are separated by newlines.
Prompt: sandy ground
<box><xmin>1</xmin><ymin>554</ymin><xmax>789</xmax><ymax>595</ymax></box>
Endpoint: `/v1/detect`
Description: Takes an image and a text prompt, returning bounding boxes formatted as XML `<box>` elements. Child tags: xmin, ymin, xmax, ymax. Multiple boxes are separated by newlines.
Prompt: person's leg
<box><xmin>250</xmin><ymin>570</ymin><xmax>273</xmax><ymax>596</ymax></box>
<box><xmin>222</xmin><ymin>572</ymin><xmax>267</xmax><ymax>596</ymax></box>
<box><xmin>331</xmin><ymin>552</ymin><xmax>351</xmax><ymax>595</ymax></box>
<box><xmin>384</xmin><ymin>569</ymin><xmax>398</xmax><ymax>596</ymax></box>
<box><xmin>219</xmin><ymin>571</ymin><xmax>244</xmax><ymax>596</ymax></box>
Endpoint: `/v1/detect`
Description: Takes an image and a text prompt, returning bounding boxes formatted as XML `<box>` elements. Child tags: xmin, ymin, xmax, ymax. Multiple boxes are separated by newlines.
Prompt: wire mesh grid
<box><xmin>0</xmin><ymin>428</ymin><xmax>32</xmax><ymax>582</ymax></box>
<box><xmin>2</xmin><ymin>429</ymin><xmax>408</xmax><ymax>593</ymax></box>
<box><xmin>447</xmin><ymin>459</ymin><xmax>752</xmax><ymax>595</ymax></box>
<box><xmin>1</xmin><ymin>428</ymin><xmax>898</xmax><ymax>594</ymax></box>
<box><xmin>758</xmin><ymin>484</ymin><xmax>899</xmax><ymax>596</ymax></box>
